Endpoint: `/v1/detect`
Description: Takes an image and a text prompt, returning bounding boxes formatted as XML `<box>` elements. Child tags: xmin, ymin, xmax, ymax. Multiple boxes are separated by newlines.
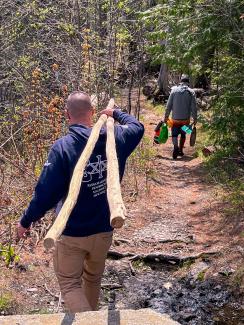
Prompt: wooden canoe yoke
<box><xmin>44</xmin><ymin>99</ymin><xmax>126</xmax><ymax>249</ymax></box>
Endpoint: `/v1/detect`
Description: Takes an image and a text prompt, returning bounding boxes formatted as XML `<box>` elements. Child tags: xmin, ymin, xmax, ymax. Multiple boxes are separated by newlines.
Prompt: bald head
<box><xmin>66</xmin><ymin>91</ymin><xmax>92</xmax><ymax>119</ymax></box>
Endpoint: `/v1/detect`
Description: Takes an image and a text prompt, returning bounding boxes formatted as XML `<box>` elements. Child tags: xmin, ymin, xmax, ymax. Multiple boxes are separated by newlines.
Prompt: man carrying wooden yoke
<box><xmin>17</xmin><ymin>91</ymin><xmax>144</xmax><ymax>312</ymax></box>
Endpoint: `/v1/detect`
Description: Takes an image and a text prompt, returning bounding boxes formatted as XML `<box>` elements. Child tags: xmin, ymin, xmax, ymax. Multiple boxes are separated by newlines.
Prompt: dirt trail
<box><xmin>104</xmin><ymin>104</ymin><xmax>244</xmax><ymax>325</ymax></box>
<box><xmin>112</xmin><ymin>106</ymin><xmax>241</xmax><ymax>268</ymax></box>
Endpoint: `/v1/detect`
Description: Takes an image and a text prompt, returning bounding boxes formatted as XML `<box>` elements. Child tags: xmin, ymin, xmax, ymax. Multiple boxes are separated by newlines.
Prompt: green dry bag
<box><xmin>158</xmin><ymin>123</ymin><xmax>168</xmax><ymax>144</ymax></box>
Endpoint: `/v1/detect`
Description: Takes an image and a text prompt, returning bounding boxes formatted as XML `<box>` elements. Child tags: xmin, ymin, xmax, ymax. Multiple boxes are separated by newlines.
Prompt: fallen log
<box><xmin>108</xmin><ymin>249</ymin><xmax>220</xmax><ymax>265</ymax></box>
<box><xmin>101</xmin><ymin>283</ymin><xmax>123</xmax><ymax>290</ymax></box>
<box><xmin>108</xmin><ymin>250</ymin><xmax>135</xmax><ymax>259</ymax></box>
<box><xmin>44</xmin><ymin>283</ymin><xmax>61</xmax><ymax>300</ymax></box>
<box><xmin>129</xmin><ymin>261</ymin><xmax>136</xmax><ymax>276</ymax></box>
<box><xmin>106</xmin><ymin>116</ymin><xmax>127</xmax><ymax>228</ymax></box>
<box><xmin>130</xmin><ymin>251</ymin><xmax>220</xmax><ymax>265</ymax></box>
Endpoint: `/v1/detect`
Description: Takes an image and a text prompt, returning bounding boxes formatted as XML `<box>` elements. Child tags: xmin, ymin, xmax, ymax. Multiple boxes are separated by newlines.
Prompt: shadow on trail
<box><xmin>108</xmin><ymin>309</ymin><xmax>121</xmax><ymax>325</ymax></box>
<box><xmin>61</xmin><ymin>313</ymin><xmax>75</xmax><ymax>325</ymax></box>
<box><xmin>153</xmin><ymin>158</ymin><xmax>208</xmax><ymax>190</ymax></box>
<box><xmin>156</xmin><ymin>154</ymin><xmax>195</xmax><ymax>162</ymax></box>
<box><xmin>180</xmin><ymin>155</ymin><xmax>196</xmax><ymax>162</ymax></box>
<box><xmin>190</xmin><ymin>199</ymin><xmax>244</xmax><ymax>237</ymax></box>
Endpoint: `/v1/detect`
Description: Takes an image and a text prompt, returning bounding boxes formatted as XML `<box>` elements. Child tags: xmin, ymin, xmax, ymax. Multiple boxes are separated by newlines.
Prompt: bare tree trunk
<box><xmin>127</xmin><ymin>71</ymin><xmax>134</xmax><ymax>114</ymax></box>
<box><xmin>157</xmin><ymin>63</ymin><xmax>170</xmax><ymax>96</ymax></box>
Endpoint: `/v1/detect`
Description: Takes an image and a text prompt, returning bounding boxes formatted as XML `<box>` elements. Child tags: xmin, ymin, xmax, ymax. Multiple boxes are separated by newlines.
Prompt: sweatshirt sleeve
<box><xmin>113</xmin><ymin>109</ymin><xmax>144</xmax><ymax>158</ymax></box>
<box><xmin>191</xmin><ymin>91</ymin><xmax>198</xmax><ymax>121</ymax></box>
<box><xmin>20</xmin><ymin>143</ymin><xmax>69</xmax><ymax>228</ymax></box>
<box><xmin>164</xmin><ymin>90</ymin><xmax>174</xmax><ymax>119</ymax></box>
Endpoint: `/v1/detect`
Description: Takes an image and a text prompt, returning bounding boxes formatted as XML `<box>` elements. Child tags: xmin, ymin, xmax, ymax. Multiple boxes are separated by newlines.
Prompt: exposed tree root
<box><xmin>108</xmin><ymin>249</ymin><xmax>220</xmax><ymax>265</ymax></box>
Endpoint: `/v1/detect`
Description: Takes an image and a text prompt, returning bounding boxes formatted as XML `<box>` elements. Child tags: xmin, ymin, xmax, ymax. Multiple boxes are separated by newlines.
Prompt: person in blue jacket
<box><xmin>17</xmin><ymin>91</ymin><xmax>144</xmax><ymax>313</ymax></box>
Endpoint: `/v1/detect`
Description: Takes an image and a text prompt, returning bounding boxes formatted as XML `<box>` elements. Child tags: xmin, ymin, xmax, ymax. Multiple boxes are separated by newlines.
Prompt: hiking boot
<box><xmin>173</xmin><ymin>147</ymin><xmax>179</xmax><ymax>159</ymax></box>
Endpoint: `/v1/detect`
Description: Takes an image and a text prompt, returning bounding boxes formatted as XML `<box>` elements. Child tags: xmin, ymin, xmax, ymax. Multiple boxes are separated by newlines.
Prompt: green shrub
<box><xmin>0</xmin><ymin>292</ymin><xmax>15</xmax><ymax>314</ymax></box>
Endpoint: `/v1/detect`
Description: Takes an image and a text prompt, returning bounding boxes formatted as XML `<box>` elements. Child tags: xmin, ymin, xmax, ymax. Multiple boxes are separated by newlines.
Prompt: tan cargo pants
<box><xmin>53</xmin><ymin>232</ymin><xmax>113</xmax><ymax>313</ymax></box>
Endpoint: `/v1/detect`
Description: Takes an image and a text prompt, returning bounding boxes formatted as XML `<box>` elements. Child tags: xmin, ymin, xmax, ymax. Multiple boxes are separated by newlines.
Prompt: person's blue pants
<box><xmin>171</xmin><ymin>126</ymin><xmax>186</xmax><ymax>148</ymax></box>
<box><xmin>171</xmin><ymin>126</ymin><xmax>186</xmax><ymax>139</ymax></box>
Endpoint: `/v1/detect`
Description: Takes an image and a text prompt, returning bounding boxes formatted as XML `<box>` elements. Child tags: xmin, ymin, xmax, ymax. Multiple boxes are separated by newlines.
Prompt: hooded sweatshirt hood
<box><xmin>69</xmin><ymin>124</ymin><xmax>106</xmax><ymax>140</ymax></box>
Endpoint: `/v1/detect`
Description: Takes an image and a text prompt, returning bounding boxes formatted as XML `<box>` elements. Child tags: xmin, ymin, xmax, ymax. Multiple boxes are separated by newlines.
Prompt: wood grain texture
<box><xmin>106</xmin><ymin>116</ymin><xmax>127</xmax><ymax>228</ymax></box>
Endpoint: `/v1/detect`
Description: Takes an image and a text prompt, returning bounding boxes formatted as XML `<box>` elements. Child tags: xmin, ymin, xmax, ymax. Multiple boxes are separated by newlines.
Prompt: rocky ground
<box><xmin>0</xmin><ymin>103</ymin><xmax>243</xmax><ymax>324</ymax></box>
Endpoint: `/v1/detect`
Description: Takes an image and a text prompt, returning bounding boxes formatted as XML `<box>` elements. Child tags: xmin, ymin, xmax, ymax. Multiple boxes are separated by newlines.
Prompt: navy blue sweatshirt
<box><xmin>20</xmin><ymin>110</ymin><xmax>144</xmax><ymax>237</ymax></box>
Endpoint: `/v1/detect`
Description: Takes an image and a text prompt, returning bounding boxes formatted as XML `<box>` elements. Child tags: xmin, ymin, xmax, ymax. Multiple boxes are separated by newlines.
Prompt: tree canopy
<box><xmin>141</xmin><ymin>0</ymin><xmax>244</xmax><ymax>151</ymax></box>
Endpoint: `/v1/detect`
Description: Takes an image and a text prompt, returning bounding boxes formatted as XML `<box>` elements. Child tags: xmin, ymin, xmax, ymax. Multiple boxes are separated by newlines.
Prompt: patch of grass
<box><xmin>126</xmin><ymin>135</ymin><xmax>157</xmax><ymax>194</ymax></box>
<box><xmin>0</xmin><ymin>292</ymin><xmax>15</xmax><ymax>314</ymax></box>
<box><xmin>204</xmin><ymin>151</ymin><xmax>244</xmax><ymax>219</ymax></box>
<box><xmin>132</xmin><ymin>135</ymin><xmax>156</xmax><ymax>168</ymax></box>
<box><xmin>194</xmin><ymin>125</ymin><xmax>212</xmax><ymax>157</ymax></box>
<box><xmin>197</xmin><ymin>270</ymin><xmax>206</xmax><ymax>281</ymax></box>
<box><xmin>0</xmin><ymin>243</ymin><xmax>20</xmax><ymax>267</ymax></box>
<box><xmin>143</xmin><ymin>99</ymin><xmax>165</xmax><ymax>118</ymax></box>
<box><xmin>191</xmin><ymin>116</ymin><xmax>244</xmax><ymax>229</ymax></box>
<box><xmin>132</xmin><ymin>259</ymin><xmax>148</xmax><ymax>271</ymax></box>
<box><xmin>139</xmin><ymin>114</ymin><xmax>146</xmax><ymax>123</ymax></box>
<box><xmin>181</xmin><ymin>259</ymin><xmax>195</xmax><ymax>270</ymax></box>
<box><xmin>232</xmin><ymin>266</ymin><xmax>244</xmax><ymax>290</ymax></box>
<box><xmin>154</xmin><ymin>104</ymin><xmax>165</xmax><ymax>117</ymax></box>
